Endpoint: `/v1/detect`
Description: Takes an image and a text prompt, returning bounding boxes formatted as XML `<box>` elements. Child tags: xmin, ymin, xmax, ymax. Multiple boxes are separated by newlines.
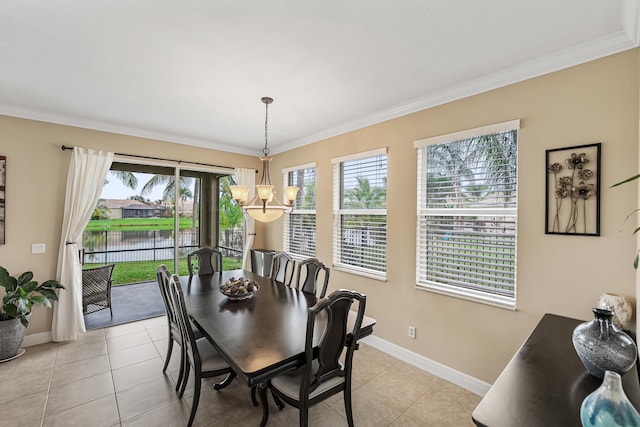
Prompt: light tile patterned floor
<box><xmin>0</xmin><ymin>316</ymin><xmax>481</xmax><ymax>426</ymax></box>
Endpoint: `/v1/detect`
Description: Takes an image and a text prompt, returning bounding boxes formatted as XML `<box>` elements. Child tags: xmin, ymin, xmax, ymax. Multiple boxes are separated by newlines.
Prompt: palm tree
<box><xmin>468</xmin><ymin>130</ymin><xmax>517</xmax><ymax>206</ymax></box>
<box><xmin>110</xmin><ymin>170</ymin><xmax>138</xmax><ymax>190</ymax></box>
<box><xmin>426</xmin><ymin>142</ymin><xmax>475</xmax><ymax>209</ymax></box>
<box><xmin>344</xmin><ymin>176</ymin><xmax>386</xmax><ymax>209</ymax></box>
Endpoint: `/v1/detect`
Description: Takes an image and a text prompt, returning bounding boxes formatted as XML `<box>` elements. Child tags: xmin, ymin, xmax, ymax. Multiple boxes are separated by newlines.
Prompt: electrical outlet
<box><xmin>408</xmin><ymin>325</ymin><xmax>416</xmax><ymax>338</ymax></box>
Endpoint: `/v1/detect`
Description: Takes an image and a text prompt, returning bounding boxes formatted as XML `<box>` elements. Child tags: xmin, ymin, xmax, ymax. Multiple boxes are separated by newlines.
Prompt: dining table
<box><xmin>180</xmin><ymin>269</ymin><xmax>376</xmax><ymax>389</ymax></box>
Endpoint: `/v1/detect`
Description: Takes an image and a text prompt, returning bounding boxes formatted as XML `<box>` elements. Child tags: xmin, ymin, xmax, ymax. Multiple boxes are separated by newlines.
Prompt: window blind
<box><xmin>333</xmin><ymin>149</ymin><xmax>387</xmax><ymax>279</ymax></box>
<box><xmin>416</xmin><ymin>127</ymin><xmax>518</xmax><ymax>304</ymax></box>
<box><xmin>283</xmin><ymin>164</ymin><xmax>316</xmax><ymax>258</ymax></box>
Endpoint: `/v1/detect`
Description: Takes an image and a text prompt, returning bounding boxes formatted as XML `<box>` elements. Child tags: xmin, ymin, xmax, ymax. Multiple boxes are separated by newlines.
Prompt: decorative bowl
<box><xmin>220</xmin><ymin>277</ymin><xmax>260</xmax><ymax>301</ymax></box>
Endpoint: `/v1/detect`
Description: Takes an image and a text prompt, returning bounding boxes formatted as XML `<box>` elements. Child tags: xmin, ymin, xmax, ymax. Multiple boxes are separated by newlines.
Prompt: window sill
<box><xmin>416</xmin><ymin>282</ymin><xmax>516</xmax><ymax>310</ymax></box>
<box><xmin>333</xmin><ymin>265</ymin><xmax>387</xmax><ymax>282</ymax></box>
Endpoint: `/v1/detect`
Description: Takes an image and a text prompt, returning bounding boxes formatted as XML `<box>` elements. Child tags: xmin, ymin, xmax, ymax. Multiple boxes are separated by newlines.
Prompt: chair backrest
<box><xmin>303</xmin><ymin>289</ymin><xmax>366</xmax><ymax>397</ymax></box>
<box><xmin>188</xmin><ymin>247</ymin><xmax>223</xmax><ymax>276</ymax></box>
<box><xmin>82</xmin><ymin>264</ymin><xmax>115</xmax><ymax>290</ymax></box>
<box><xmin>156</xmin><ymin>264</ymin><xmax>181</xmax><ymax>339</ymax></box>
<box><xmin>269</xmin><ymin>252</ymin><xmax>295</xmax><ymax>286</ymax></box>
<box><xmin>295</xmin><ymin>258</ymin><xmax>330</xmax><ymax>298</ymax></box>
<box><xmin>167</xmin><ymin>274</ymin><xmax>202</xmax><ymax>368</ymax></box>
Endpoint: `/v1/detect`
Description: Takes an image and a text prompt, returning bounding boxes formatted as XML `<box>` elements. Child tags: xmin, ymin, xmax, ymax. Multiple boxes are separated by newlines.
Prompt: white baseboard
<box><xmin>361</xmin><ymin>335</ymin><xmax>491</xmax><ymax>397</ymax></box>
<box><xmin>23</xmin><ymin>331</ymin><xmax>53</xmax><ymax>347</ymax></box>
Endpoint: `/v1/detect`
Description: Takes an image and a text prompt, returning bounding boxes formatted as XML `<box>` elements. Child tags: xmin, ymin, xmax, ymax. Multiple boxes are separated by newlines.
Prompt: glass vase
<box><xmin>572</xmin><ymin>308</ymin><xmax>637</xmax><ymax>379</ymax></box>
<box><xmin>580</xmin><ymin>370</ymin><xmax>640</xmax><ymax>427</ymax></box>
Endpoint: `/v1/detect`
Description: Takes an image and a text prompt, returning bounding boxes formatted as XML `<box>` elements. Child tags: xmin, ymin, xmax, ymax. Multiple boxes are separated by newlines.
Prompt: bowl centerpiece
<box><xmin>220</xmin><ymin>277</ymin><xmax>260</xmax><ymax>301</ymax></box>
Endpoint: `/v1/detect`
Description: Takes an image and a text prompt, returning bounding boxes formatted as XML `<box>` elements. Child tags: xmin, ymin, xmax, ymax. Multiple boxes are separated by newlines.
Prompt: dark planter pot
<box><xmin>0</xmin><ymin>317</ymin><xmax>26</xmax><ymax>361</ymax></box>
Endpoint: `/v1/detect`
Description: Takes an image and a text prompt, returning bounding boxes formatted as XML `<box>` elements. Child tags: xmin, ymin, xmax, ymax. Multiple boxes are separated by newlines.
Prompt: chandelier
<box><xmin>230</xmin><ymin>97</ymin><xmax>299</xmax><ymax>223</ymax></box>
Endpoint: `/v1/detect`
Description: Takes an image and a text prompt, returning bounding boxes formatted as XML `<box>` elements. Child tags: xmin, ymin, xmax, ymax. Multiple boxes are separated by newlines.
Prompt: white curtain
<box><xmin>235</xmin><ymin>168</ymin><xmax>256</xmax><ymax>271</ymax></box>
<box><xmin>52</xmin><ymin>147</ymin><xmax>114</xmax><ymax>342</ymax></box>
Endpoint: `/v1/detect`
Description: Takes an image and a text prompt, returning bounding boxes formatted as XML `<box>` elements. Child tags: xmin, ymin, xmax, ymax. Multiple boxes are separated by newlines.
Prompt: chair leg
<box><xmin>187</xmin><ymin>372</ymin><xmax>201</xmax><ymax>427</ymax></box>
<box><xmin>300</xmin><ymin>406</ymin><xmax>309</xmax><ymax>427</ymax></box>
<box><xmin>162</xmin><ymin>338</ymin><xmax>174</xmax><ymax>373</ymax></box>
<box><xmin>176</xmin><ymin>345</ymin><xmax>186</xmax><ymax>392</ymax></box>
<box><xmin>213</xmin><ymin>371</ymin><xmax>236</xmax><ymax>390</ymax></box>
<box><xmin>179</xmin><ymin>361</ymin><xmax>190</xmax><ymax>398</ymax></box>
<box><xmin>344</xmin><ymin>388</ymin><xmax>355</xmax><ymax>427</ymax></box>
<box><xmin>259</xmin><ymin>383</ymin><xmax>270</xmax><ymax>427</ymax></box>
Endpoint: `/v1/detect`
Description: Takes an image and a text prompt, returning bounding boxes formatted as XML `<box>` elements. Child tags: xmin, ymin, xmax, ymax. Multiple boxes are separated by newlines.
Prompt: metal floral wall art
<box><xmin>545</xmin><ymin>143</ymin><xmax>601</xmax><ymax>236</ymax></box>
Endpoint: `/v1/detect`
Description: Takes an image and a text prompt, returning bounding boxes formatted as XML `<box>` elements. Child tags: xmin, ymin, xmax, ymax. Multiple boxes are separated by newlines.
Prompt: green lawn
<box><xmin>85</xmin><ymin>217</ymin><xmax>194</xmax><ymax>232</ymax></box>
<box><xmin>85</xmin><ymin>258</ymin><xmax>243</xmax><ymax>286</ymax></box>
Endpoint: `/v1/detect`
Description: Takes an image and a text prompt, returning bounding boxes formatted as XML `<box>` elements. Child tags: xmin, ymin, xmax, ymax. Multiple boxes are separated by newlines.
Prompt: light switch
<box><xmin>31</xmin><ymin>243</ymin><xmax>46</xmax><ymax>254</ymax></box>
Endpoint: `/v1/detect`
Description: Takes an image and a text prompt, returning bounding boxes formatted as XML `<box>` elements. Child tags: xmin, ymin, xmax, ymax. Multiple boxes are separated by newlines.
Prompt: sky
<box><xmin>100</xmin><ymin>171</ymin><xmax>168</xmax><ymax>201</ymax></box>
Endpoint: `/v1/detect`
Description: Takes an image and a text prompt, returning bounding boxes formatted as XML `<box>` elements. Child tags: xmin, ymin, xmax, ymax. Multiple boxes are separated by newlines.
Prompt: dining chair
<box><xmin>294</xmin><ymin>258</ymin><xmax>330</xmax><ymax>298</ymax></box>
<box><xmin>82</xmin><ymin>264</ymin><xmax>115</xmax><ymax>316</ymax></box>
<box><xmin>187</xmin><ymin>247</ymin><xmax>223</xmax><ymax>278</ymax></box>
<box><xmin>156</xmin><ymin>265</ymin><xmax>194</xmax><ymax>391</ymax></box>
<box><xmin>269</xmin><ymin>252</ymin><xmax>295</xmax><ymax>286</ymax></box>
<box><xmin>168</xmin><ymin>273</ymin><xmax>236</xmax><ymax>427</ymax></box>
<box><xmin>258</xmin><ymin>289</ymin><xmax>367</xmax><ymax>427</ymax></box>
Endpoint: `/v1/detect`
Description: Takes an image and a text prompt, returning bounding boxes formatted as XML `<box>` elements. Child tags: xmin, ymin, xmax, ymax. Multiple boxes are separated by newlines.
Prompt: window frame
<box><xmin>332</xmin><ymin>147</ymin><xmax>388</xmax><ymax>281</ymax></box>
<box><xmin>414</xmin><ymin>120</ymin><xmax>519</xmax><ymax>309</ymax></box>
<box><xmin>282</xmin><ymin>162</ymin><xmax>317</xmax><ymax>260</ymax></box>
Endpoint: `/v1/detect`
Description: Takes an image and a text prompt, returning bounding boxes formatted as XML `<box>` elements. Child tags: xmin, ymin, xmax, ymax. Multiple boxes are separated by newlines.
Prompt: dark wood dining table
<box><xmin>180</xmin><ymin>269</ymin><xmax>376</xmax><ymax>387</ymax></box>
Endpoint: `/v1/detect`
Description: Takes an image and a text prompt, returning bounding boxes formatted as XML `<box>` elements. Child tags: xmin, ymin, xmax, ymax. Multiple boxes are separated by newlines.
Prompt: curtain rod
<box><xmin>61</xmin><ymin>144</ymin><xmax>237</xmax><ymax>171</ymax></box>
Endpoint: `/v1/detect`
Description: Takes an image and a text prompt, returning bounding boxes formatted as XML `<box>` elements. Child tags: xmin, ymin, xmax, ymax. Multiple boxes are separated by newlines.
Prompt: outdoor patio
<box><xmin>84</xmin><ymin>281</ymin><xmax>166</xmax><ymax>330</ymax></box>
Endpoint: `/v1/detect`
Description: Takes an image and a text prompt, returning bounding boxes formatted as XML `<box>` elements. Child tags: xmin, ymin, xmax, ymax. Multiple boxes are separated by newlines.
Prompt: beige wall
<box><xmin>0</xmin><ymin>117</ymin><xmax>261</xmax><ymax>337</ymax></box>
<box><xmin>265</xmin><ymin>49</ymin><xmax>640</xmax><ymax>383</ymax></box>
<box><xmin>0</xmin><ymin>48</ymin><xmax>637</xmax><ymax>385</ymax></box>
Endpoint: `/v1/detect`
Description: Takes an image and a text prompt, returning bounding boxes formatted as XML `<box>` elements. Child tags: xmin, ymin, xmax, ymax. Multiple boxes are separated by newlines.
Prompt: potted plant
<box><xmin>0</xmin><ymin>266</ymin><xmax>64</xmax><ymax>361</ymax></box>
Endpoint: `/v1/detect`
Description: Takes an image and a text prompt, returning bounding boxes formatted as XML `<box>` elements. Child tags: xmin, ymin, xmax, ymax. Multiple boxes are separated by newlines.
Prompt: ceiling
<box><xmin>1</xmin><ymin>1</ymin><xmax>638</xmax><ymax>156</ymax></box>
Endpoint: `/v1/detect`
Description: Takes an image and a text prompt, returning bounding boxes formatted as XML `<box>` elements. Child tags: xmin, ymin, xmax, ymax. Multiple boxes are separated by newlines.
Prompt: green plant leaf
<box><xmin>21</xmin><ymin>281</ymin><xmax>38</xmax><ymax>293</ymax></box>
<box><xmin>16</xmin><ymin>271</ymin><xmax>33</xmax><ymax>286</ymax></box>
<box><xmin>37</xmin><ymin>289</ymin><xmax>58</xmax><ymax>301</ymax></box>
<box><xmin>3</xmin><ymin>304</ymin><xmax>18</xmax><ymax>317</ymax></box>
<box><xmin>29</xmin><ymin>296</ymin><xmax>51</xmax><ymax>308</ymax></box>
<box><xmin>0</xmin><ymin>266</ymin><xmax>10</xmax><ymax>288</ymax></box>
<box><xmin>611</xmin><ymin>174</ymin><xmax>640</xmax><ymax>188</ymax></box>
<box><xmin>42</xmin><ymin>279</ymin><xmax>64</xmax><ymax>289</ymax></box>
<box><xmin>635</xmin><ymin>252</ymin><xmax>639</xmax><ymax>270</ymax></box>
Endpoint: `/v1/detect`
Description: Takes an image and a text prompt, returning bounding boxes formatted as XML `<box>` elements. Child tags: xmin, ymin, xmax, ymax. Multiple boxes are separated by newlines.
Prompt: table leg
<box><xmin>259</xmin><ymin>383</ymin><xmax>270</xmax><ymax>427</ymax></box>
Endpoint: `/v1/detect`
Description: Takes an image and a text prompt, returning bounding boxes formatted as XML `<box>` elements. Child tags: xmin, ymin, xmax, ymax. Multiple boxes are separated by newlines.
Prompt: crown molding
<box><xmin>272</xmin><ymin>30</ymin><xmax>639</xmax><ymax>155</ymax></box>
<box><xmin>0</xmin><ymin>104</ymin><xmax>259</xmax><ymax>156</ymax></box>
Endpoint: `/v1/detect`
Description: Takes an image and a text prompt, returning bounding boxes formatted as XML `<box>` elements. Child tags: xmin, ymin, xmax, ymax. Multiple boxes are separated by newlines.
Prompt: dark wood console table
<box><xmin>472</xmin><ymin>313</ymin><xmax>640</xmax><ymax>426</ymax></box>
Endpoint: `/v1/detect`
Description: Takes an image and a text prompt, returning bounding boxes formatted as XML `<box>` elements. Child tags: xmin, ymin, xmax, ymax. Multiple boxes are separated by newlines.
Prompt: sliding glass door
<box><xmin>83</xmin><ymin>162</ymin><xmax>242</xmax><ymax>286</ymax></box>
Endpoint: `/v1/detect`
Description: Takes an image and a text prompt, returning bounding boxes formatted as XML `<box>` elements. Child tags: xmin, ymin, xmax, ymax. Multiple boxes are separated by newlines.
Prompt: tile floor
<box><xmin>0</xmin><ymin>316</ymin><xmax>481</xmax><ymax>426</ymax></box>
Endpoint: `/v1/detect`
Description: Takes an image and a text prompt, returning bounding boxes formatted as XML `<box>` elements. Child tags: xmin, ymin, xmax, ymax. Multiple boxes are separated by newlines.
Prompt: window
<box><xmin>283</xmin><ymin>163</ymin><xmax>317</xmax><ymax>258</ymax></box>
<box><xmin>332</xmin><ymin>148</ymin><xmax>387</xmax><ymax>280</ymax></box>
<box><xmin>83</xmin><ymin>161</ymin><xmax>241</xmax><ymax>286</ymax></box>
<box><xmin>415</xmin><ymin>120</ymin><xmax>519</xmax><ymax>308</ymax></box>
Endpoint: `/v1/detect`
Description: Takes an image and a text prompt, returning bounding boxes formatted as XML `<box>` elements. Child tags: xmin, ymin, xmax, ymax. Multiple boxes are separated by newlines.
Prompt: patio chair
<box><xmin>82</xmin><ymin>264</ymin><xmax>115</xmax><ymax>316</ymax></box>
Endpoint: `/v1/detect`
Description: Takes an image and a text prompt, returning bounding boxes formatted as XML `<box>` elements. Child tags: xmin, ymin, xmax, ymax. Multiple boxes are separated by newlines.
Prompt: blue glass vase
<box><xmin>581</xmin><ymin>370</ymin><xmax>640</xmax><ymax>427</ymax></box>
